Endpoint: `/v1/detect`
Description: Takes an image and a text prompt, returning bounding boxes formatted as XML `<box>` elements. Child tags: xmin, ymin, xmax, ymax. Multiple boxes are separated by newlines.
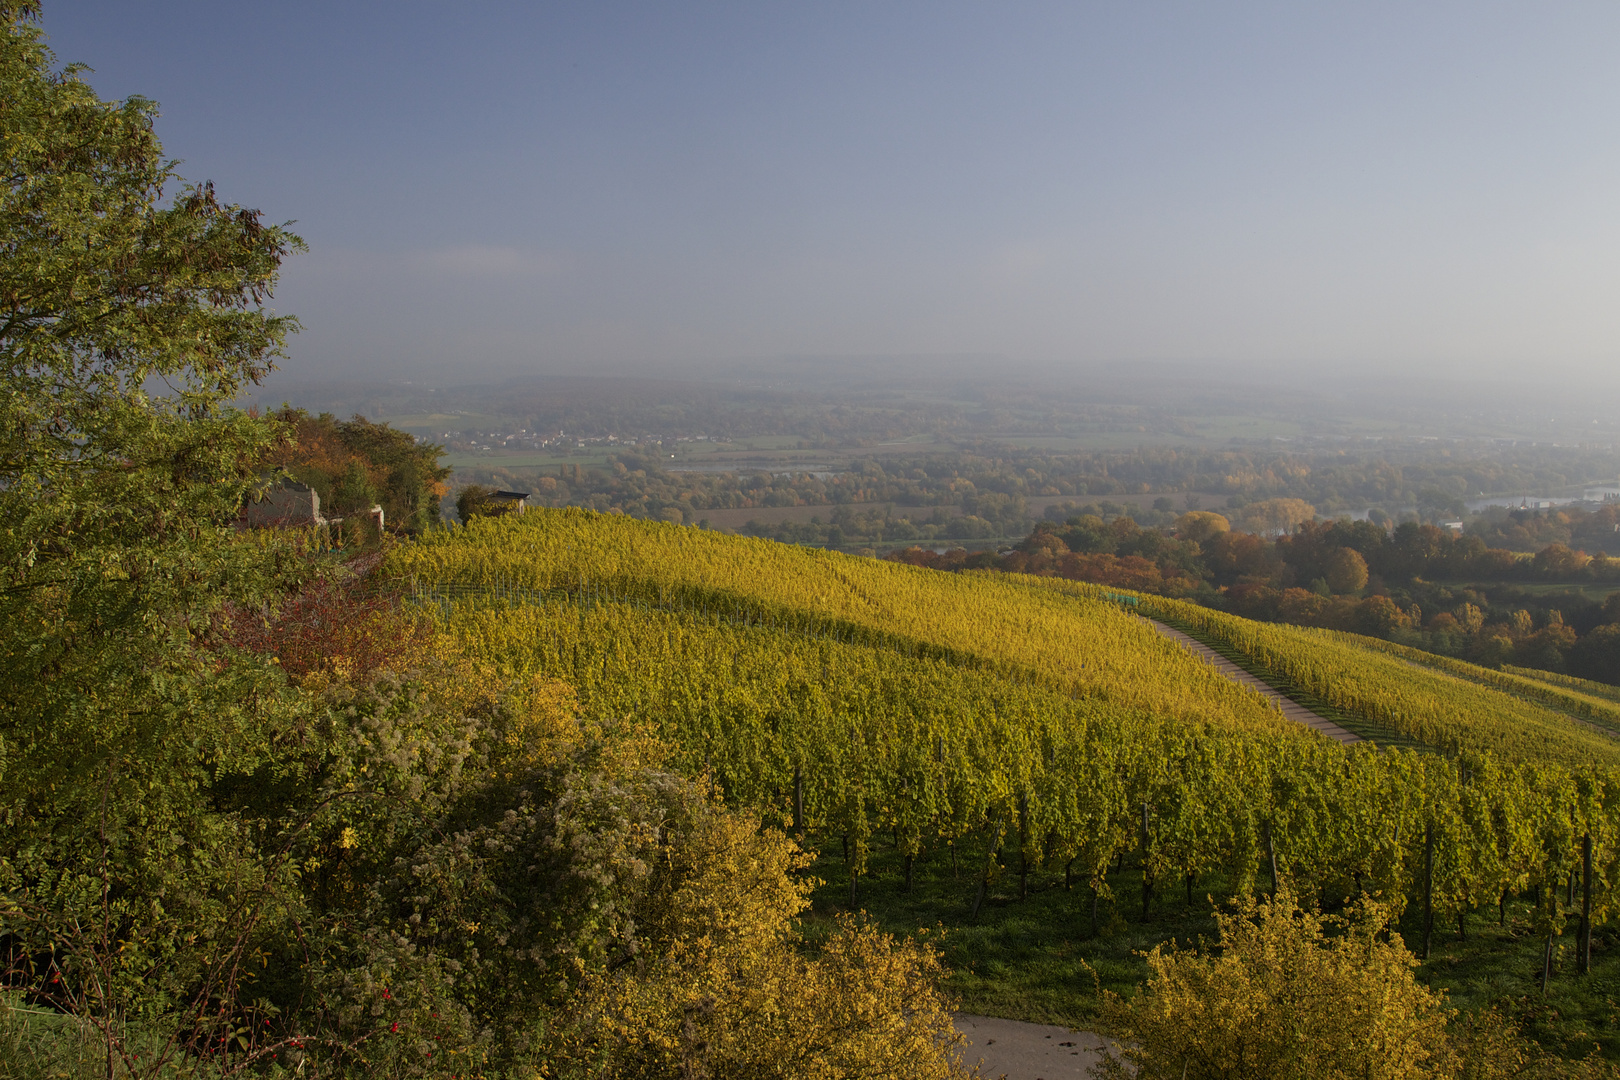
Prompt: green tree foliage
<box><xmin>1324</xmin><ymin>545</ymin><xmax>1370</xmax><ymax>595</ymax></box>
<box><xmin>0</xmin><ymin>1</ymin><xmax>310</xmax><ymax>1067</ymax></box>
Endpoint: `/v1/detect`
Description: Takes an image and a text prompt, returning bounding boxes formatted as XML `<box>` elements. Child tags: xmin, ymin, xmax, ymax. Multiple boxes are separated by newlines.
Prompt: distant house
<box><xmin>484</xmin><ymin>490</ymin><xmax>530</xmax><ymax>514</ymax></box>
<box><xmin>242</xmin><ymin>478</ymin><xmax>326</xmax><ymax>528</ymax></box>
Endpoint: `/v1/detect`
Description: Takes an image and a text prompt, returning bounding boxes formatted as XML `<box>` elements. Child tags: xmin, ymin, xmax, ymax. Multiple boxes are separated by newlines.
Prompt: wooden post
<box><xmin>1019</xmin><ymin>794</ymin><xmax>1031</xmax><ymax>900</ymax></box>
<box><xmin>1581</xmin><ymin>833</ymin><xmax>1593</xmax><ymax>975</ymax></box>
<box><xmin>1141</xmin><ymin>801</ymin><xmax>1153</xmax><ymax>919</ymax></box>
<box><xmin>1422</xmin><ymin>821</ymin><xmax>1434</xmax><ymax>961</ymax></box>
<box><xmin>971</xmin><ymin>811</ymin><xmax>1004</xmax><ymax>920</ymax></box>
<box><xmin>1265</xmin><ymin>821</ymin><xmax>1279</xmax><ymax>896</ymax></box>
<box><xmin>792</xmin><ymin>766</ymin><xmax>804</xmax><ymax>837</ymax></box>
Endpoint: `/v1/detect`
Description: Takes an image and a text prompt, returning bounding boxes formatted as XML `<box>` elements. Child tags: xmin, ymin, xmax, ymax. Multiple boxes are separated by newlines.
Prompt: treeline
<box><xmin>1473</xmin><ymin>501</ymin><xmax>1620</xmax><ymax>555</ymax></box>
<box><xmin>455</xmin><ymin>442</ymin><xmax>1620</xmax><ymax>541</ymax></box>
<box><xmin>891</xmin><ymin>511</ymin><xmax>1620</xmax><ymax>684</ymax></box>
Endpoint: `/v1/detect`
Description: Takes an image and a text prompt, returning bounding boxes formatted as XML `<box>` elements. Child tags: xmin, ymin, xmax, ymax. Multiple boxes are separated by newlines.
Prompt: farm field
<box><xmin>388</xmin><ymin>507</ymin><xmax>1620</xmax><ymax>1058</ymax></box>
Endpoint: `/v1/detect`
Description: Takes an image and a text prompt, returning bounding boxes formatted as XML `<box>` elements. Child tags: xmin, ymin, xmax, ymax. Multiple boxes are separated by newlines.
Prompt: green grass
<box><xmin>1</xmin><ymin>992</ymin><xmax>138</xmax><ymax>1080</ymax></box>
<box><xmin>806</xmin><ymin>832</ymin><xmax>1620</xmax><ymax>1059</ymax></box>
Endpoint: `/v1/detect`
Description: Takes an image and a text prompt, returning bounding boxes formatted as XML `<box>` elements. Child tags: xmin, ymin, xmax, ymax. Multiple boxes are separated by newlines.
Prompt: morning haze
<box><xmin>44</xmin><ymin>1</ymin><xmax>1620</xmax><ymax>388</ymax></box>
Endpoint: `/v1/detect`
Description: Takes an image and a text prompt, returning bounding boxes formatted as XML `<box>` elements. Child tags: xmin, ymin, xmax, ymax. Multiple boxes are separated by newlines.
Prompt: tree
<box><xmin>262</xmin><ymin>408</ymin><xmax>450</xmax><ymax>533</ymax></box>
<box><xmin>1236</xmin><ymin>498</ymin><xmax>1316</xmax><ymax>536</ymax></box>
<box><xmin>1093</xmin><ymin>889</ymin><xmax>1452</xmax><ymax>1079</ymax></box>
<box><xmin>1570</xmin><ymin>624</ymin><xmax>1620</xmax><ymax>684</ymax></box>
<box><xmin>1176</xmin><ymin>510</ymin><xmax>1231</xmax><ymax>546</ymax></box>
<box><xmin>262</xmin><ymin>409</ymin><xmax>450</xmax><ymax>531</ymax></box>
<box><xmin>457</xmin><ymin>482</ymin><xmax>497</xmax><ymax>522</ymax></box>
<box><xmin>1324</xmin><ymin>546</ymin><xmax>1369</xmax><ymax>594</ymax></box>
<box><xmin>0</xmin><ymin>2</ymin><xmax>306</xmax><ymax>1068</ymax></box>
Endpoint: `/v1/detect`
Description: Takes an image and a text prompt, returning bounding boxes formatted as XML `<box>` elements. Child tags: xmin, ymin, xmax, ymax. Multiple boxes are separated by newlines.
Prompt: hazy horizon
<box><xmin>46</xmin><ymin>2</ymin><xmax>1620</xmax><ymax>386</ymax></box>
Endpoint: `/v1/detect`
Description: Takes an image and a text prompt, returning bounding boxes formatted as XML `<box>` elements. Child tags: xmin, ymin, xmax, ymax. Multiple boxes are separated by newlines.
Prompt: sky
<box><xmin>42</xmin><ymin>2</ymin><xmax>1620</xmax><ymax>384</ymax></box>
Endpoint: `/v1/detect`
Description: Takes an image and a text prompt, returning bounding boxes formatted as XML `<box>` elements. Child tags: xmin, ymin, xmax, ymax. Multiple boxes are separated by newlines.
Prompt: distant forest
<box><xmin>894</xmin><ymin>510</ymin><xmax>1620</xmax><ymax>686</ymax></box>
<box><xmin>455</xmin><ymin>443</ymin><xmax>1614</xmax><ymax>536</ymax></box>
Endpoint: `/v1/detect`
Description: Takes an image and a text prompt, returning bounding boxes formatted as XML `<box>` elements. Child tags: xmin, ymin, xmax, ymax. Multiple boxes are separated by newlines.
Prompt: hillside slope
<box><xmin>386</xmin><ymin>511</ymin><xmax>1620</xmax><ymax>925</ymax></box>
<box><xmin>389</xmin><ymin>508</ymin><xmax>1297</xmax><ymax>736</ymax></box>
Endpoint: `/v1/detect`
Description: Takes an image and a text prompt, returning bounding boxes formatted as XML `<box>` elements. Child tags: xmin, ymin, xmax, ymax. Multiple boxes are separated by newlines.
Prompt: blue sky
<box><xmin>43</xmin><ymin>2</ymin><xmax>1620</xmax><ymax>383</ymax></box>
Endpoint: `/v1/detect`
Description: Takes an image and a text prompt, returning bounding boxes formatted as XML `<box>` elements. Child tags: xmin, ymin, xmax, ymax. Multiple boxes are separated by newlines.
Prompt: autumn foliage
<box><xmin>261</xmin><ymin>407</ymin><xmax>451</xmax><ymax>534</ymax></box>
<box><xmin>1094</xmin><ymin>888</ymin><xmax>1615</xmax><ymax>1080</ymax></box>
<box><xmin>217</xmin><ymin>562</ymin><xmax>434</xmax><ymax>685</ymax></box>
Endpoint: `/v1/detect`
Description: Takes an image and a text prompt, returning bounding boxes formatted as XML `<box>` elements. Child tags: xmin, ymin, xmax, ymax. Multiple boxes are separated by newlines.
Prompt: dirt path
<box><xmin>953</xmin><ymin>1014</ymin><xmax>1115</xmax><ymax>1078</ymax></box>
<box><xmin>1148</xmin><ymin>620</ymin><xmax>1359</xmax><ymax>744</ymax></box>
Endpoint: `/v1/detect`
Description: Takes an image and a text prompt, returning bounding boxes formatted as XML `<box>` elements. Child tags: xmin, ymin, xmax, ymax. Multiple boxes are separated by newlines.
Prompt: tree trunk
<box><xmin>1500</xmin><ymin>889</ymin><xmax>1507</xmax><ymax>927</ymax></box>
<box><xmin>1542</xmin><ymin>933</ymin><xmax>1555</xmax><ymax>994</ymax></box>
<box><xmin>1187</xmin><ymin>874</ymin><xmax>1194</xmax><ymax>907</ymax></box>
<box><xmin>1091</xmin><ymin>885</ymin><xmax>1100</xmax><ymax>938</ymax></box>
<box><xmin>904</xmin><ymin>853</ymin><xmax>914</xmax><ymax>894</ymax></box>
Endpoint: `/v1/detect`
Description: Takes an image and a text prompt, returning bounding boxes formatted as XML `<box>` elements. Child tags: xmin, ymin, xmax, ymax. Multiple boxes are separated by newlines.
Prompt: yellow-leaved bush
<box><xmin>1092</xmin><ymin>888</ymin><xmax>1617</xmax><ymax>1080</ymax></box>
<box><xmin>548</xmin><ymin>807</ymin><xmax>965</xmax><ymax>1079</ymax></box>
<box><xmin>289</xmin><ymin>665</ymin><xmax>969</xmax><ymax>1079</ymax></box>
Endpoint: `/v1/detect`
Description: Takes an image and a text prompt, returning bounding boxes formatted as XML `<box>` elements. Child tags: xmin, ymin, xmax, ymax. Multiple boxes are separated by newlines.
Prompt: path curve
<box><xmin>1148</xmin><ymin>620</ymin><xmax>1359</xmax><ymax>745</ymax></box>
<box><xmin>953</xmin><ymin>1014</ymin><xmax>1115</xmax><ymax>1079</ymax></box>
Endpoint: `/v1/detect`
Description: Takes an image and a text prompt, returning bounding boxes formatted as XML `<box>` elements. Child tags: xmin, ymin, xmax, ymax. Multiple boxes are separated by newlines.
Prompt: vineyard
<box><xmin>386</xmin><ymin>509</ymin><xmax>1620</xmax><ymax>1006</ymax></box>
<box><xmin>1133</xmin><ymin>592</ymin><xmax>1620</xmax><ymax>768</ymax></box>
